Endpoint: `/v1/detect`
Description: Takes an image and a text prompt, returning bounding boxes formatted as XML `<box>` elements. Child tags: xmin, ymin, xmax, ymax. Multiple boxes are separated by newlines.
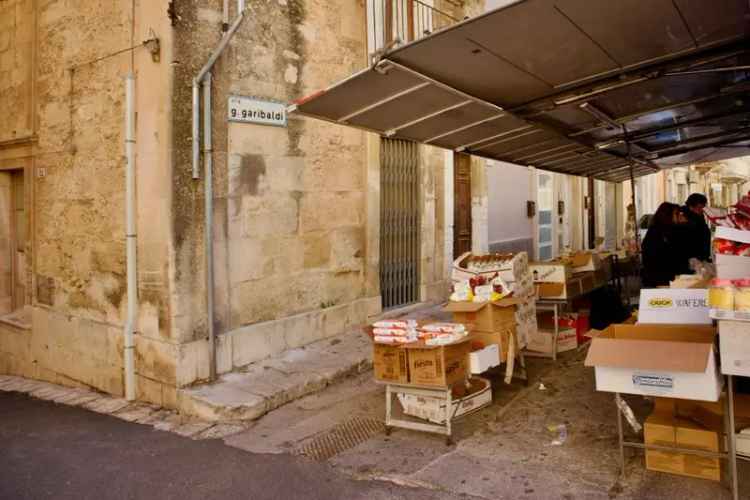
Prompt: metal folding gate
<box><xmin>380</xmin><ymin>138</ymin><xmax>420</xmax><ymax>309</ymax></box>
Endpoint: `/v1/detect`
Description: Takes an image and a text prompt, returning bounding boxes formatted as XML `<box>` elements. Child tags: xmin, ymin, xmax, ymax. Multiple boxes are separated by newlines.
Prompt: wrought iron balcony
<box><xmin>367</xmin><ymin>0</ymin><xmax>461</xmax><ymax>60</ymax></box>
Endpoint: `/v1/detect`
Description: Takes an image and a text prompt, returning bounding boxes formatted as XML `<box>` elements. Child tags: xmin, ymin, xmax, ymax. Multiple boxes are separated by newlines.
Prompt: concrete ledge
<box><xmin>176</xmin><ymin>296</ymin><xmax>378</xmax><ymax>389</ymax></box>
<box><xmin>179</xmin><ymin>328</ymin><xmax>373</xmax><ymax>422</ymax></box>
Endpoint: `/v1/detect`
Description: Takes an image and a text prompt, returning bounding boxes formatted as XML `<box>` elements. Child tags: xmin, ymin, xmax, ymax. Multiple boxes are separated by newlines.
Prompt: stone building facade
<box><xmin>0</xmin><ymin>0</ymin><xmax>483</xmax><ymax>411</ymax></box>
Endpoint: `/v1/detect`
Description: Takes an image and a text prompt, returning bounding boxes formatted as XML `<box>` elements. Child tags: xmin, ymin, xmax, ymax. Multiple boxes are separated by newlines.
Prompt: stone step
<box><xmin>179</xmin><ymin>330</ymin><xmax>373</xmax><ymax>422</ymax></box>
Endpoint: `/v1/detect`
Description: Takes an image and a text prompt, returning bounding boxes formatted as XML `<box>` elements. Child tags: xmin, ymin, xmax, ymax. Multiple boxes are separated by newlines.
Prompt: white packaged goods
<box><xmin>638</xmin><ymin>289</ymin><xmax>710</xmax><ymax>324</ymax></box>
<box><xmin>470</xmin><ymin>345</ymin><xmax>500</xmax><ymax>373</ymax></box>
<box><xmin>719</xmin><ymin>320</ymin><xmax>750</xmax><ymax>376</ymax></box>
<box><xmin>372</xmin><ymin>328</ymin><xmax>415</xmax><ymax>336</ymax></box>
<box><xmin>420</xmin><ymin>323</ymin><xmax>466</xmax><ymax>334</ymax></box>
<box><xmin>585</xmin><ymin>324</ymin><xmax>721</xmax><ymax>402</ymax></box>
<box><xmin>374</xmin><ymin>335</ymin><xmax>416</xmax><ymax>344</ymax></box>
<box><xmin>373</xmin><ymin>319</ymin><xmax>417</xmax><ymax>329</ymax></box>
<box><xmin>473</xmin><ymin>284</ymin><xmax>494</xmax><ymax>302</ymax></box>
<box><xmin>398</xmin><ymin>377</ymin><xmax>492</xmax><ymax>424</ymax></box>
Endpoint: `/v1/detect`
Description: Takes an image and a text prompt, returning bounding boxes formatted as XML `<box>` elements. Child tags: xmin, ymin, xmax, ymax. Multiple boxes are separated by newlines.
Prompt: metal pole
<box><xmin>630</xmin><ymin>164</ymin><xmax>639</xmax><ymax>250</ymax></box>
<box><xmin>728</xmin><ymin>375</ymin><xmax>739</xmax><ymax>500</ymax></box>
<box><xmin>203</xmin><ymin>73</ymin><xmax>216</xmax><ymax>381</ymax></box>
<box><xmin>123</xmin><ymin>74</ymin><xmax>137</xmax><ymax>401</ymax></box>
<box><xmin>616</xmin><ymin>393</ymin><xmax>626</xmax><ymax>476</ymax></box>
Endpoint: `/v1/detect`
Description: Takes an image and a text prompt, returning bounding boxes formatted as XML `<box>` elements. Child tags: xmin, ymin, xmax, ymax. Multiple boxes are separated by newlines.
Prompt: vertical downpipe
<box><xmin>192</xmin><ymin>82</ymin><xmax>201</xmax><ymax>179</ymax></box>
<box><xmin>203</xmin><ymin>73</ymin><xmax>217</xmax><ymax>381</ymax></box>
<box><xmin>124</xmin><ymin>74</ymin><xmax>137</xmax><ymax>401</ymax></box>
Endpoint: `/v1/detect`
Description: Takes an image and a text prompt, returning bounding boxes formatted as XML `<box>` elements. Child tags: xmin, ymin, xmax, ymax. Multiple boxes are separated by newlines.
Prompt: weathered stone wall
<box><xmin>170</xmin><ymin>0</ymin><xmax>380</xmax><ymax>380</ymax></box>
<box><xmin>0</xmin><ymin>0</ymin><xmax>177</xmax><ymax>404</ymax></box>
<box><xmin>0</xmin><ymin>0</ymin><xmax>33</xmax><ymax>144</ymax></box>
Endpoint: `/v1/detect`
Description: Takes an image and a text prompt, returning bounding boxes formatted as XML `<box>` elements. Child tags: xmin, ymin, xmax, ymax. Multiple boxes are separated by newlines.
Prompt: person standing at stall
<box><xmin>680</xmin><ymin>193</ymin><xmax>711</xmax><ymax>263</ymax></box>
<box><xmin>641</xmin><ymin>202</ymin><xmax>689</xmax><ymax>288</ymax></box>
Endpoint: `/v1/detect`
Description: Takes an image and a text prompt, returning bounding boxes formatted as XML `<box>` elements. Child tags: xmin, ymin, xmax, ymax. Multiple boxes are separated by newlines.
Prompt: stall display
<box><xmin>367</xmin><ymin>318</ymin><xmax>505</xmax><ymax>443</ymax></box>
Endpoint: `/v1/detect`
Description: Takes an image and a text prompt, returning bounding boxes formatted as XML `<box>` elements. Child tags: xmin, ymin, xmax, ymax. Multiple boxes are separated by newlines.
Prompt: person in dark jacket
<box><xmin>641</xmin><ymin>202</ymin><xmax>689</xmax><ymax>288</ymax></box>
<box><xmin>680</xmin><ymin>193</ymin><xmax>711</xmax><ymax>262</ymax></box>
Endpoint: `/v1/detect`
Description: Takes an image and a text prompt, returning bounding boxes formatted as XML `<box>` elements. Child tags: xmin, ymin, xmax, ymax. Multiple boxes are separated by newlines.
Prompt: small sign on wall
<box><xmin>228</xmin><ymin>95</ymin><xmax>287</xmax><ymax>127</ymax></box>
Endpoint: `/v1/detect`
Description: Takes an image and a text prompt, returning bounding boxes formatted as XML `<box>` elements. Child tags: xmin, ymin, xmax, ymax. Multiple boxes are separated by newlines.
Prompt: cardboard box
<box><xmin>533</xmin><ymin>271</ymin><xmax>598</xmax><ymax>300</ymax></box>
<box><xmin>469</xmin><ymin>344</ymin><xmax>500</xmax><ymax>374</ymax></box>
<box><xmin>571</xmin><ymin>252</ymin><xmax>602</xmax><ymax>273</ymax></box>
<box><xmin>373</xmin><ymin>343</ymin><xmax>409</xmax><ymax>383</ymax></box>
<box><xmin>638</xmin><ymin>289</ymin><xmax>710</xmax><ymax>325</ymax></box>
<box><xmin>472</xmin><ymin>328</ymin><xmax>514</xmax><ymax>362</ymax></box>
<box><xmin>584</xmin><ymin>324</ymin><xmax>721</xmax><ymax>401</ymax></box>
<box><xmin>530</xmin><ymin>262</ymin><xmax>572</xmax><ymax>283</ymax></box>
<box><xmin>398</xmin><ymin>377</ymin><xmax>492</xmax><ymax>424</ymax></box>
<box><xmin>644</xmin><ymin>413</ymin><xmax>721</xmax><ymax>482</ymax></box>
<box><xmin>715</xmin><ymin>253</ymin><xmax>750</xmax><ymax>280</ymax></box>
<box><xmin>526</xmin><ymin>327</ymin><xmax>578</xmax><ymax>354</ymax></box>
<box><xmin>719</xmin><ymin>320</ymin><xmax>750</xmax><ymax>376</ymax></box>
<box><xmin>444</xmin><ymin>299</ymin><xmax>519</xmax><ymax>333</ymax></box>
<box><xmin>405</xmin><ymin>338</ymin><xmax>471</xmax><ymax>387</ymax></box>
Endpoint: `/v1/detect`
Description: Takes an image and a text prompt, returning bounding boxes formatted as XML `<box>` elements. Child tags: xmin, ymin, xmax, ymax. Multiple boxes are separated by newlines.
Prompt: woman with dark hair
<box><xmin>641</xmin><ymin>202</ymin><xmax>689</xmax><ymax>288</ymax></box>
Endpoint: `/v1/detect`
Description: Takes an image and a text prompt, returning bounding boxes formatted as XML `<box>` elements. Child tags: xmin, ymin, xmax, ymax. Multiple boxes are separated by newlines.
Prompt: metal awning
<box><xmin>290</xmin><ymin>0</ymin><xmax>750</xmax><ymax>182</ymax></box>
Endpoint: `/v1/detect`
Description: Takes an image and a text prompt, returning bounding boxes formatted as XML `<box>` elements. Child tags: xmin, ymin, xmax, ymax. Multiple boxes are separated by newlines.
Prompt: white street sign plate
<box><xmin>228</xmin><ymin>95</ymin><xmax>287</xmax><ymax>127</ymax></box>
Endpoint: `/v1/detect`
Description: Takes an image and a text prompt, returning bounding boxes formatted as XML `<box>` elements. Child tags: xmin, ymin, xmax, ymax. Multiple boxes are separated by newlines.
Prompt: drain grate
<box><xmin>296</xmin><ymin>417</ymin><xmax>384</xmax><ymax>461</ymax></box>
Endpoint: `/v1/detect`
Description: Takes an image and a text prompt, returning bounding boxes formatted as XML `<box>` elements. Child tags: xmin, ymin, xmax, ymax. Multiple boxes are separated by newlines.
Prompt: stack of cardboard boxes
<box><xmin>373</xmin><ymin>336</ymin><xmax>471</xmax><ymax>387</ymax></box>
<box><xmin>585</xmin><ymin>286</ymin><xmax>729</xmax><ymax>482</ymax></box>
<box><xmin>371</xmin><ymin>331</ymin><xmax>493</xmax><ymax>426</ymax></box>
<box><xmin>529</xmin><ymin>251</ymin><xmax>607</xmax><ymax>300</ymax></box>
<box><xmin>448</xmin><ymin>252</ymin><xmax>537</xmax><ymax>363</ymax></box>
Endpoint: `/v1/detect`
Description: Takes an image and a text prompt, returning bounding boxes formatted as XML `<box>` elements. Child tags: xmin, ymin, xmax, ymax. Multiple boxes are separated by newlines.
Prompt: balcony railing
<box><xmin>367</xmin><ymin>0</ymin><xmax>461</xmax><ymax>61</ymax></box>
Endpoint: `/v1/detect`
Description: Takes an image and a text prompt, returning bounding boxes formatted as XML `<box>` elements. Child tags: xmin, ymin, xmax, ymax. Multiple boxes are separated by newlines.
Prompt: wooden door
<box><xmin>453</xmin><ymin>153</ymin><xmax>472</xmax><ymax>257</ymax></box>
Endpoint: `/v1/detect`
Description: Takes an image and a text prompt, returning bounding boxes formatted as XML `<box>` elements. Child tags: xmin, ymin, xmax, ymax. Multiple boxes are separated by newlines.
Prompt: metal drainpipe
<box><xmin>191</xmin><ymin>12</ymin><xmax>244</xmax><ymax>180</ymax></box>
<box><xmin>192</xmin><ymin>10</ymin><xmax>246</xmax><ymax>380</ymax></box>
<box><xmin>203</xmin><ymin>73</ymin><xmax>216</xmax><ymax>381</ymax></box>
<box><xmin>124</xmin><ymin>73</ymin><xmax>137</xmax><ymax>400</ymax></box>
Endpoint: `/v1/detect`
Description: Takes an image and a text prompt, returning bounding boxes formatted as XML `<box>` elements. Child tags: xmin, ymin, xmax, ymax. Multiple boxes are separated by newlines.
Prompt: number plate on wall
<box><xmin>228</xmin><ymin>95</ymin><xmax>287</xmax><ymax>127</ymax></box>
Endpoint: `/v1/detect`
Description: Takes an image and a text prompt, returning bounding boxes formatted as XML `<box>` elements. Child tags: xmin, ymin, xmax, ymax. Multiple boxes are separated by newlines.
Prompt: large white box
<box><xmin>638</xmin><ymin>289</ymin><xmax>710</xmax><ymax>324</ymax></box>
<box><xmin>716</xmin><ymin>226</ymin><xmax>750</xmax><ymax>244</ymax></box>
<box><xmin>715</xmin><ymin>254</ymin><xmax>750</xmax><ymax>280</ymax></box>
<box><xmin>398</xmin><ymin>377</ymin><xmax>492</xmax><ymax>424</ymax></box>
<box><xmin>719</xmin><ymin>320</ymin><xmax>750</xmax><ymax>376</ymax></box>
<box><xmin>585</xmin><ymin>324</ymin><xmax>721</xmax><ymax>402</ymax></box>
<box><xmin>469</xmin><ymin>344</ymin><xmax>500</xmax><ymax>374</ymax></box>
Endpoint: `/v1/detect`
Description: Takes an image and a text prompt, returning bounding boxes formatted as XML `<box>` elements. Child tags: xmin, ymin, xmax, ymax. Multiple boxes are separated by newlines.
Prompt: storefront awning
<box><xmin>290</xmin><ymin>0</ymin><xmax>750</xmax><ymax>182</ymax></box>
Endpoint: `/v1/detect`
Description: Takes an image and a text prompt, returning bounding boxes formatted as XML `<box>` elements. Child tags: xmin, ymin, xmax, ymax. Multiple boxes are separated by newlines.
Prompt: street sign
<box><xmin>228</xmin><ymin>95</ymin><xmax>287</xmax><ymax>127</ymax></box>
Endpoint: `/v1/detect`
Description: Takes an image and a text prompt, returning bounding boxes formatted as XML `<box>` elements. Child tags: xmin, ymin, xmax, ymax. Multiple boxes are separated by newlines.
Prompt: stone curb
<box><xmin>0</xmin><ymin>374</ymin><xmax>249</xmax><ymax>440</ymax></box>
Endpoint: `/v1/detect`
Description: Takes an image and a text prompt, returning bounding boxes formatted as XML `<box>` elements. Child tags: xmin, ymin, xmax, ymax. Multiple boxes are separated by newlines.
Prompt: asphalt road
<box><xmin>0</xmin><ymin>392</ymin><xmax>458</xmax><ymax>500</ymax></box>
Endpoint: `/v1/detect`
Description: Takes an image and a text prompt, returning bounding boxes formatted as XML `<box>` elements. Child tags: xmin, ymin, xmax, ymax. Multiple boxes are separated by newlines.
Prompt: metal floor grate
<box><xmin>296</xmin><ymin>417</ymin><xmax>384</xmax><ymax>461</ymax></box>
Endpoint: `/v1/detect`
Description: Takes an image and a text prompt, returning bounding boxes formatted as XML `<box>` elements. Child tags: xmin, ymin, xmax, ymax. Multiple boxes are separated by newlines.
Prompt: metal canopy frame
<box><xmin>290</xmin><ymin>0</ymin><xmax>750</xmax><ymax>182</ymax></box>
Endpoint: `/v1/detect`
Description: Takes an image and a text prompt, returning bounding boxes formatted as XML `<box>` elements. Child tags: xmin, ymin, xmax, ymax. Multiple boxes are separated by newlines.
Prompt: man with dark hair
<box><xmin>681</xmin><ymin>192</ymin><xmax>711</xmax><ymax>262</ymax></box>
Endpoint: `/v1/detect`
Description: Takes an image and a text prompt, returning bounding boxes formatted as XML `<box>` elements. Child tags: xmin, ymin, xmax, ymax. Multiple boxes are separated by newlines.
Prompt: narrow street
<box><xmin>3</xmin><ymin>348</ymin><xmax>748</xmax><ymax>499</ymax></box>
<box><xmin>0</xmin><ymin>391</ymin><xmax>458</xmax><ymax>500</ymax></box>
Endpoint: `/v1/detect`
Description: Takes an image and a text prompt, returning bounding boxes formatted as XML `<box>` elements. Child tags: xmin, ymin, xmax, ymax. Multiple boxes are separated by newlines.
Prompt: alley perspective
<box><xmin>2</xmin><ymin>0</ymin><xmax>750</xmax><ymax>499</ymax></box>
